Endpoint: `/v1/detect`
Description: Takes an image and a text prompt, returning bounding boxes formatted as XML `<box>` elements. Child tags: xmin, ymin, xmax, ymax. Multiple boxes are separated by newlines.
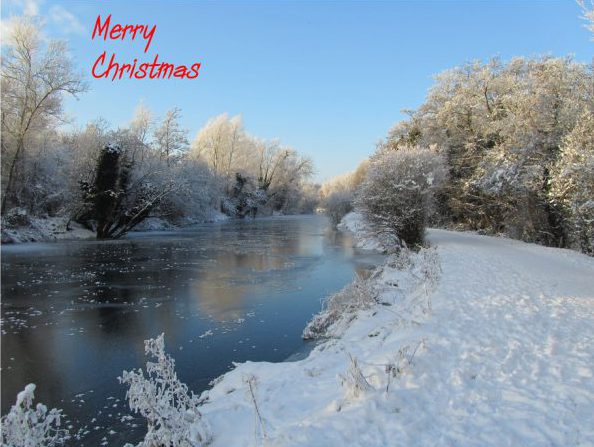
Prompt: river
<box><xmin>1</xmin><ymin>215</ymin><xmax>379</xmax><ymax>446</ymax></box>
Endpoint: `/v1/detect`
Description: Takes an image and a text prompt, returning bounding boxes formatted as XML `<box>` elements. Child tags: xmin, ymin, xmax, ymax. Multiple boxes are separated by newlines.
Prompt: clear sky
<box><xmin>1</xmin><ymin>0</ymin><xmax>592</xmax><ymax>182</ymax></box>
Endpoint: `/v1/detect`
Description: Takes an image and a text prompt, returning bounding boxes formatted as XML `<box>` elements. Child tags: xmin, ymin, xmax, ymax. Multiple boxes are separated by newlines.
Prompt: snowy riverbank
<box><xmin>0</xmin><ymin>212</ymin><xmax>229</xmax><ymax>244</ymax></box>
<box><xmin>199</xmin><ymin>213</ymin><xmax>594</xmax><ymax>446</ymax></box>
<box><xmin>1</xmin><ymin>216</ymin><xmax>96</xmax><ymax>244</ymax></box>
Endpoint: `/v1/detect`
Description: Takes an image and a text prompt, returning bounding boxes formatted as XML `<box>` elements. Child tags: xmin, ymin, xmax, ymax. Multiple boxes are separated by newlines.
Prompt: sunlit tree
<box><xmin>1</xmin><ymin>17</ymin><xmax>86</xmax><ymax>214</ymax></box>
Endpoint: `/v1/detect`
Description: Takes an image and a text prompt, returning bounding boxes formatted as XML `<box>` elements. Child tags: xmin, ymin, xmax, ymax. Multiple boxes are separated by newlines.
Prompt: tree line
<box><xmin>323</xmin><ymin>56</ymin><xmax>594</xmax><ymax>255</ymax></box>
<box><xmin>1</xmin><ymin>18</ymin><xmax>317</xmax><ymax>239</ymax></box>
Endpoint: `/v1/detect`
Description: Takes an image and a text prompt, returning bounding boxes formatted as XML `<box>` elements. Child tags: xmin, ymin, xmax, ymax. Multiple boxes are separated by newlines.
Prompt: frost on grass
<box><xmin>119</xmin><ymin>334</ymin><xmax>211</xmax><ymax>447</ymax></box>
<box><xmin>243</xmin><ymin>375</ymin><xmax>268</xmax><ymax>443</ymax></box>
<box><xmin>339</xmin><ymin>355</ymin><xmax>373</xmax><ymax>399</ymax></box>
<box><xmin>0</xmin><ymin>384</ymin><xmax>71</xmax><ymax>447</ymax></box>
<box><xmin>304</xmin><ymin>246</ymin><xmax>440</xmax><ymax>340</ymax></box>
<box><xmin>303</xmin><ymin>274</ymin><xmax>378</xmax><ymax>339</ymax></box>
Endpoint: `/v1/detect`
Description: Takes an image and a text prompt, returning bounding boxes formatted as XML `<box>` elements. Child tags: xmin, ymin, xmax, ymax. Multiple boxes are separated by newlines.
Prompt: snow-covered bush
<box><xmin>320</xmin><ymin>161</ymin><xmax>368</xmax><ymax>225</ymax></box>
<box><xmin>119</xmin><ymin>334</ymin><xmax>211</xmax><ymax>447</ymax></box>
<box><xmin>0</xmin><ymin>384</ymin><xmax>71</xmax><ymax>447</ymax></box>
<box><xmin>338</xmin><ymin>212</ymin><xmax>400</xmax><ymax>253</ymax></box>
<box><xmin>357</xmin><ymin>146</ymin><xmax>446</xmax><ymax>247</ymax></box>
<box><xmin>323</xmin><ymin>190</ymin><xmax>354</xmax><ymax>226</ymax></box>
<box><xmin>158</xmin><ymin>159</ymin><xmax>221</xmax><ymax>223</ymax></box>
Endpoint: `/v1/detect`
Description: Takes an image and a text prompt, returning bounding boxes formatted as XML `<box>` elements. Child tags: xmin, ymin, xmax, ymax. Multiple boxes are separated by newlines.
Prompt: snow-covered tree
<box><xmin>190</xmin><ymin>114</ymin><xmax>247</xmax><ymax>186</ymax></box>
<box><xmin>550</xmin><ymin>110</ymin><xmax>594</xmax><ymax>254</ymax></box>
<box><xmin>190</xmin><ymin>115</ymin><xmax>315</xmax><ymax>216</ymax></box>
<box><xmin>157</xmin><ymin>157</ymin><xmax>221</xmax><ymax>222</ymax></box>
<box><xmin>75</xmin><ymin>143</ymin><xmax>177</xmax><ymax>239</ymax></box>
<box><xmin>1</xmin><ymin>384</ymin><xmax>70</xmax><ymax>447</ymax></box>
<box><xmin>154</xmin><ymin>107</ymin><xmax>189</xmax><ymax>165</ymax></box>
<box><xmin>380</xmin><ymin>56</ymin><xmax>593</xmax><ymax>250</ymax></box>
<box><xmin>320</xmin><ymin>160</ymin><xmax>368</xmax><ymax>225</ymax></box>
<box><xmin>1</xmin><ymin>16</ymin><xmax>86</xmax><ymax>214</ymax></box>
<box><xmin>323</xmin><ymin>190</ymin><xmax>354</xmax><ymax>226</ymax></box>
<box><xmin>128</xmin><ymin>101</ymin><xmax>154</xmax><ymax>164</ymax></box>
<box><xmin>120</xmin><ymin>334</ymin><xmax>211</xmax><ymax>447</ymax></box>
<box><xmin>357</xmin><ymin>146</ymin><xmax>447</xmax><ymax>246</ymax></box>
<box><xmin>130</xmin><ymin>101</ymin><xmax>154</xmax><ymax>147</ymax></box>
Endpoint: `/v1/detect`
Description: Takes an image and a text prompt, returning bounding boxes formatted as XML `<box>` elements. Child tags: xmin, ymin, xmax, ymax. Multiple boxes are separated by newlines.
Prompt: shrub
<box><xmin>1</xmin><ymin>384</ymin><xmax>70</xmax><ymax>447</ymax></box>
<box><xmin>357</xmin><ymin>146</ymin><xmax>446</xmax><ymax>247</ymax></box>
<box><xmin>323</xmin><ymin>190</ymin><xmax>354</xmax><ymax>226</ymax></box>
<box><xmin>120</xmin><ymin>334</ymin><xmax>211</xmax><ymax>447</ymax></box>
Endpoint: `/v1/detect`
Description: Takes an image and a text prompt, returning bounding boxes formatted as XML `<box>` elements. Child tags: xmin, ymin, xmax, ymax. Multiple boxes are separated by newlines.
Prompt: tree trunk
<box><xmin>1</xmin><ymin>139</ymin><xmax>24</xmax><ymax>215</ymax></box>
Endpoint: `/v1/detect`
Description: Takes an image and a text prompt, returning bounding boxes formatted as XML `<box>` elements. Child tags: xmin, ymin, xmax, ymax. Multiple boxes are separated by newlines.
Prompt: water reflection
<box><xmin>1</xmin><ymin>215</ymin><xmax>381</xmax><ymax>446</ymax></box>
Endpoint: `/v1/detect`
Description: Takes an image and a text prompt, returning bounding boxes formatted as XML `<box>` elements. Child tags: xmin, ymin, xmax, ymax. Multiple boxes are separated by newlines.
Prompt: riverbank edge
<box><xmin>196</xmin><ymin>211</ymin><xmax>438</xmax><ymax>445</ymax></box>
<box><xmin>195</xmin><ymin>213</ymin><xmax>594</xmax><ymax>446</ymax></box>
<box><xmin>0</xmin><ymin>213</ymin><xmax>231</xmax><ymax>245</ymax></box>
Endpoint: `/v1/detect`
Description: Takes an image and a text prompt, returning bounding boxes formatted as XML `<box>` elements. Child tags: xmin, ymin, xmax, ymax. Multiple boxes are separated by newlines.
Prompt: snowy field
<box><xmin>201</xmin><ymin>219</ymin><xmax>594</xmax><ymax>446</ymax></box>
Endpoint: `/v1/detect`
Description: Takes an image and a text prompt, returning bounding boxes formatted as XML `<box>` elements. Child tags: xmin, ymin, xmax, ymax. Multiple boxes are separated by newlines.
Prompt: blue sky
<box><xmin>1</xmin><ymin>0</ymin><xmax>592</xmax><ymax>182</ymax></box>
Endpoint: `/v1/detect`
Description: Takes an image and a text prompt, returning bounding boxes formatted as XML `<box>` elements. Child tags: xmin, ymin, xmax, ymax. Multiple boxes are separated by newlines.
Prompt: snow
<box><xmin>120</xmin><ymin>334</ymin><xmax>211</xmax><ymax>447</ymax></box>
<box><xmin>338</xmin><ymin>211</ymin><xmax>397</xmax><ymax>252</ymax></box>
<box><xmin>104</xmin><ymin>143</ymin><xmax>122</xmax><ymax>155</ymax></box>
<box><xmin>1</xmin><ymin>216</ymin><xmax>95</xmax><ymax>244</ymax></box>
<box><xmin>1</xmin><ymin>211</ymin><xmax>230</xmax><ymax>244</ymax></box>
<box><xmin>200</xmin><ymin>226</ymin><xmax>594</xmax><ymax>446</ymax></box>
<box><xmin>2</xmin><ymin>383</ymin><xmax>72</xmax><ymax>446</ymax></box>
<box><xmin>16</xmin><ymin>384</ymin><xmax>37</xmax><ymax>406</ymax></box>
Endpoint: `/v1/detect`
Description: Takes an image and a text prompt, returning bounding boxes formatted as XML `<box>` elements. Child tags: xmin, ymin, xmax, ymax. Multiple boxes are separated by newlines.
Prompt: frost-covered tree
<box><xmin>323</xmin><ymin>190</ymin><xmax>354</xmax><ymax>226</ymax></box>
<box><xmin>357</xmin><ymin>146</ymin><xmax>447</xmax><ymax>246</ymax></box>
<box><xmin>550</xmin><ymin>111</ymin><xmax>594</xmax><ymax>254</ymax></box>
<box><xmin>1</xmin><ymin>16</ymin><xmax>86</xmax><ymax>214</ymax></box>
<box><xmin>190</xmin><ymin>114</ymin><xmax>246</xmax><ymax>186</ymax></box>
<box><xmin>129</xmin><ymin>101</ymin><xmax>154</xmax><ymax>163</ymax></box>
<box><xmin>263</xmin><ymin>146</ymin><xmax>314</xmax><ymax>212</ymax></box>
<box><xmin>120</xmin><ymin>334</ymin><xmax>211</xmax><ymax>447</ymax></box>
<box><xmin>154</xmin><ymin>107</ymin><xmax>189</xmax><ymax>165</ymax></box>
<box><xmin>321</xmin><ymin>160</ymin><xmax>368</xmax><ymax>225</ymax></box>
<box><xmin>295</xmin><ymin>182</ymin><xmax>320</xmax><ymax>214</ymax></box>
<box><xmin>76</xmin><ymin>143</ymin><xmax>177</xmax><ymax>239</ymax></box>
<box><xmin>130</xmin><ymin>101</ymin><xmax>154</xmax><ymax>146</ymax></box>
<box><xmin>189</xmin><ymin>113</ymin><xmax>317</xmax><ymax>216</ymax></box>
<box><xmin>381</xmin><ymin>56</ymin><xmax>593</xmax><ymax>250</ymax></box>
<box><xmin>156</xmin><ymin>157</ymin><xmax>221</xmax><ymax>222</ymax></box>
<box><xmin>1</xmin><ymin>384</ymin><xmax>70</xmax><ymax>447</ymax></box>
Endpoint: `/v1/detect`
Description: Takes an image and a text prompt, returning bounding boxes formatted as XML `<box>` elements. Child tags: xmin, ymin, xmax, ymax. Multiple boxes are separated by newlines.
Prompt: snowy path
<box><xmin>423</xmin><ymin>230</ymin><xmax>594</xmax><ymax>446</ymax></box>
<box><xmin>202</xmin><ymin>229</ymin><xmax>594</xmax><ymax>446</ymax></box>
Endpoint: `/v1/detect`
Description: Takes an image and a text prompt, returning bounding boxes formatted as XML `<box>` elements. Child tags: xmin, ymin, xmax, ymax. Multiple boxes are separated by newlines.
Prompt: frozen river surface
<box><xmin>1</xmin><ymin>215</ymin><xmax>379</xmax><ymax>446</ymax></box>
